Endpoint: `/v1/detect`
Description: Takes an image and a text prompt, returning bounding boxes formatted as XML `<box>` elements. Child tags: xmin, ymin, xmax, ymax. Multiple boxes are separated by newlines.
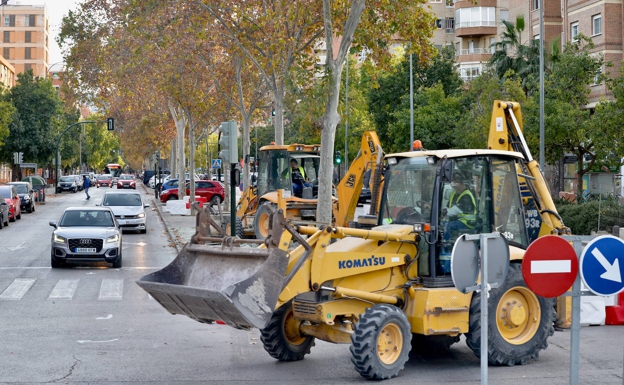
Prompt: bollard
<box><xmin>613</xmin><ymin>225</ymin><xmax>620</xmax><ymax>237</ymax></box>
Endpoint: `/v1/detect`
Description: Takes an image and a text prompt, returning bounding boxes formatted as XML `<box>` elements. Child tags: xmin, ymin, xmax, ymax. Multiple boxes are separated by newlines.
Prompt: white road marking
<box><xmin>531</xmin><ymin>260</ymin><xmax>571</xmax><ymax>274</ymax></box>
<box><xmin>0</xmin><ymin>278</ymin><xmax>36</xmax><ymax>300</ymax></box>
<box><xmin>77</xmin><ymin>339</ymin><xmax>119</xmax><ymax>344</ymax></box>
<box><xmin>6</xmin><ymin>241</ymin><xmax>27</xmax><ymax>251</ymax></box>
<box><xmin>98</xmin><ymin>278</ymin><xmax>124</xmax><ymax>300</ymax></box>
<box><xmin>49</xmin><ymin>279</ymin><xmax>79</xmax><ymax>300</ymax></box>
<box><xmin>96</xmin><ymin>314</ymin><xmax>113</xmax><ymax>320</ymax></box>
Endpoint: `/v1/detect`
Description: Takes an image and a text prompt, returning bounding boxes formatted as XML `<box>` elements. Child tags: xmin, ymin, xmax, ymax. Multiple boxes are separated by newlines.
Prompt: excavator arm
<box><xmin>488</xmin><ymin>100</ymin><xmax>569</xmax><ymax>236</ymax></box>
<box><xmin>333</xmin><ymin>131</ymin><xmax>384</xmax><ymax>226</ymax></box>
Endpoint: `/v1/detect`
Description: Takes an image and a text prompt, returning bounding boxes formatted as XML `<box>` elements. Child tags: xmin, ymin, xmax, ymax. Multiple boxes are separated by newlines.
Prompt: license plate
<box><xmin>75</xmin><ymin>247</ymin><xmax>96</xmax><ymax>253</ymax></box>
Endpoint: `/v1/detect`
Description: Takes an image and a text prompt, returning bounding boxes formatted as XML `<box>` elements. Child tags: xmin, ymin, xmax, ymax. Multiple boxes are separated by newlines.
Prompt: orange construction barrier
<box><xmin>605</xmin><ymin>293</ymin><xmax>624</xmax><ymax>325</ymax></box>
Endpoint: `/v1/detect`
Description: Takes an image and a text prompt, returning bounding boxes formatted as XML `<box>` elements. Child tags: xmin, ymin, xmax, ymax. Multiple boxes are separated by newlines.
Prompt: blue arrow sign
<box><xmin>580</xmin><ymin>235</ymin><xmax>624</xmax><ymax>296</ymax></box>
<box><xmin>211</xmin><ymin>159</ymin><xmax>222</xmax><ymax>169</ymax></box>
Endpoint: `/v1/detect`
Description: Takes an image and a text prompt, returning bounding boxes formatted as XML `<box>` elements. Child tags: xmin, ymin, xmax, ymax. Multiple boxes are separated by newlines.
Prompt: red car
<box><xmin>160</xmin><ymin>180</ymin><xmax>224</xmax><ymax>204</ymax></box>
<box><xmin>0</xmin><ymin>185</ymin><xmax>22</xmax><ymax>222</ymax></box>
<box><xmin>96</xmin><ymin>174</ymin><xmax>114</xmax><ymax>188</ymax></box>
<box><xmin>116</xmin><ymin>174</ymin><xmax>136</xmax><ymax>189</ymax></box>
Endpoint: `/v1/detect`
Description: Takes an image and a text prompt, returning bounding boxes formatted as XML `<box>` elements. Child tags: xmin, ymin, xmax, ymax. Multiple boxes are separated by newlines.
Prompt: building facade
<box><xmin>0</xmin><ymin>4</ymin><xmax>50</xmax><ymax>78</ymax></box>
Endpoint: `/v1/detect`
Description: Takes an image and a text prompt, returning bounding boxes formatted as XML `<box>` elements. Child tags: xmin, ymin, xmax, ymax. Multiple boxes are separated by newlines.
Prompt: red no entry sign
<box><xmin>522</xmin><ymin>235</ymin><xmax>579</xmax><ymax>298</ymax></box>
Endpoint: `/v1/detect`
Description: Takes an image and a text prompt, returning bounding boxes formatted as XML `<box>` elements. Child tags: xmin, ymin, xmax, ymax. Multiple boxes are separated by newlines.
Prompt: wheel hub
<box><xmin>496</xmin><ymin>286</ymin><xmax>541</xmax><ymax>345</ymax></box>
<box><xmin>377</xmin><ymin>323</ymin><xmax>402</xmax><ymax>365</ymax></box>
<box><xmin>505</xmin><ymin>302</ymin><xmax>527</xmax><ymax>327</ymax></box>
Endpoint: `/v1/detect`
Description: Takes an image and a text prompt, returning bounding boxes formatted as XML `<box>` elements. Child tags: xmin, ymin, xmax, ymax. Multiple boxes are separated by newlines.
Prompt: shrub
<box><xmin>555</xmin><ymin>197</ymin><xmax>624</xmax><ymax>235</ymax></box>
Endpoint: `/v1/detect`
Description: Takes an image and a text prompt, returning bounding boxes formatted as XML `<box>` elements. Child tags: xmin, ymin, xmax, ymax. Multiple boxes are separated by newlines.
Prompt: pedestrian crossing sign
<box><xmin>211</xmin><ymin>159</ymin><xmax>222</xmax><ymax>169</ymax></box>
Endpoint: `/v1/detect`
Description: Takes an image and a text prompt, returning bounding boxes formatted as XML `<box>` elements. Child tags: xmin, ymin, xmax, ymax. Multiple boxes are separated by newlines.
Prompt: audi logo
<box><xmin>79</xmin><ymin>239</ymin><xmax>92</xmax><ymax>244</ymax></box>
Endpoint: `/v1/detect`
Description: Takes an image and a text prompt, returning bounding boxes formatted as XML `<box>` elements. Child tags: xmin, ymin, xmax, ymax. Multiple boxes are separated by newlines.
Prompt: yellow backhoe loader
<box><xmin>225</xmin><ymin>131</ymin><xmax>384</xmax><ymax>239</ymax></box>
<box><xmin>137</xmin><ymin>101</ymin><xmax>569</xmax><ymax>380</ymax></box>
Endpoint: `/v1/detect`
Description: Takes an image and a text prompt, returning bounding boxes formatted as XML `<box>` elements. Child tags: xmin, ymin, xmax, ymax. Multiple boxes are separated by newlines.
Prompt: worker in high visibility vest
<box><xmin>441</xmin><ymin>171</ymin><xmax>477</xmax><ymax>258</ymax></box>
<box><xmin>282</xmin><ymin>158</ymin><xmax>311</xmax><ymax>197</ymax></box>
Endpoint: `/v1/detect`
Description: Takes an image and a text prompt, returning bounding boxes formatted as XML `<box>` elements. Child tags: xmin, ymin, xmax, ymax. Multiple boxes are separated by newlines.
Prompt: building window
<box><xmin>3</xmin><ymin>48</ymin><xmax>9</xmax><ymax>60</ymax></box>
<box><xmin>571</xmin><ymin>22</ymin><xmax>579</xmax><ymax>41</ymax></box>
<box><xmin>534</xmin><ymin>0</ymin><xmax>540</xmax><ymax>10</ymax></box>
<box><xmin>593</xmin><ymin>67</ymin><xmax>603</xmax><ymax>85</ymax></box>
<box><xmin>24</xmin><ymin>64</ymin><xmax>32</xmax><ymax>72</ymax></box>
<box><xmin>435</xmin><ymin>19</ymin><xmax>443</xmax><ymax>29</ymax></box>
<box><xmin>25</xmin><ymin>31</ymin><xmax>31</xmax><ymax>43</ymax></box>
<box><xmin>500</xmin><ymin>10</ymin><xmax>509</xmax><ymax>23</ymax></box>
<box><xmin>25</xmin><ymin>15</ymin><xmax>36</xmax><ymax>27</ymax></box>
<box><xmin>25</xmin><ymin>47</ymin><xmax>32</xmax><ymax>60</ymax></box>
<box><xmin>534</xmin><ymin>34</ymin><xmax>540</xmax><ymax>40</ymax></box>
<box><xmin>3</xmin><ymin>31</ymin><xmax>9</xmax><ymax>43</ymax></box>
<box><xmin>430</xmin><ymin>0</ymin><xmax>442</xmax><ymax>3</ymax></box>
<box><xmin>446</xmin><ymin>0</ymin><xmax>454</xmax><ymax>7</ymax></box>
<box><xmin>4</xmin><ymin>15</ymin><xmax>15</xmax><ymax>27</ymax></box>
<box><xmin>456</xmin><ymin>7</ymin><xmax>496</xmax><ymax>29</ymax></box>
<box><xmin>445</xmin><ymin>18</ymin><xmax>455</xmax><ymax>33</ymax></box>
<box><xmin>592</xmin><ymin>14</ymin><xmax>602</xmax><ymax>36</ymax></box>
<box><xmin>459</xmin><ymin>64</ymin><xmax>483</xmax><ymax>81</ymax></box>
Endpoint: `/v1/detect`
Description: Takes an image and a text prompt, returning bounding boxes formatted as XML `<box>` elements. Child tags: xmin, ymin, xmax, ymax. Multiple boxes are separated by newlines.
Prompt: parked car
<box><xmin>0</xmin><ymin>185</ymin><xmax>22</xmax><ymax>221</ymax></box>
<box><xmin>49</xmin><ymin>207</ymin><xmax>122</xmax><ymax>268</ymax></box>
<box><xmin>96</xmin><ymin>174</ymin><xmax>114</xmax><ymax>188</ymax></box>
<box><xmin>159</xmin><ymin>180</ymin><xmax>225</xmax><ymax>204</ymax></box>
<box><xmin>148</xmin><ymin>174</ymin><xmax>170</xmax><ymax>189</ymax></box>
<box><xmin>7</xmin><ymin>181</ymin><xmax>36</xmax><ymax>213</ymax></box>
<box><xmin>73</xmin><ymin>175</ymin><xmax>84</xmax><ymax>191</ymax></box>
<box><xmin>58</xmin><ymin>175</ymin><xmax>79</xmax><ymax>193</ymax></box>
<box><xmin>99</xmin><ymin>190</ymin><xmax>149</xmax><ymax>233</ymax></box>
<box><xmin>116</xmin><ymin>174</ymin><xmax>136</xmax><ymax>189</ymax></box>
<box><xmin>0</xmin><ymin>193</ymin><xmax>9</xmax><ymax>229</ymax></box>
<box><xmin>159</xmin><ymin>178</ymin><xmax>188</xmax><ymax>193</ymax></box>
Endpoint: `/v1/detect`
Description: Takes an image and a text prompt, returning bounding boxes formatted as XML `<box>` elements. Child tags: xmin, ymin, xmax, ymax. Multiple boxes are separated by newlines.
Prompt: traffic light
<box><xmin>218</xmin><ymin>121</ymin><xmax>238</xmax><ymax>164</ymax></box>
<box><xmin>335</xmin><ymin>151</ymin><xmax>342</xmax><ymax>165</ymax></box>
<box><xmin>18</xmin><ymin>152</ymin><xmax>23</xmax><ymax>164</ymax></box>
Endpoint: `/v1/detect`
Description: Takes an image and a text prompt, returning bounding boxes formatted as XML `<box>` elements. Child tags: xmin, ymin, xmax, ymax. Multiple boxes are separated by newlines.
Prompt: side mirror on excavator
<box><xmin>440</xmin><ymin>159</ymin><xmax>453</xmax><ymax>183</ymax></box>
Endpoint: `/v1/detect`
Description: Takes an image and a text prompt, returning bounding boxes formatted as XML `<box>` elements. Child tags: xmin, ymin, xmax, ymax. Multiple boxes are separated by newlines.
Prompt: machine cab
<box><xmin>256</xmin><ymin>146</ymin><xmax>321</xmax><ymax>199</ymax></box>
<box><xmin>380</xmin><ymin>152</ymin><xmax>530</xmax><ymax>284</ymax></box>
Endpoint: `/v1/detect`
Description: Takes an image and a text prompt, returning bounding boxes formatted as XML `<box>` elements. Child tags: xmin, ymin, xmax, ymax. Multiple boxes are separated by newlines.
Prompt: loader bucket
<box><xmin>136</xmin><ymin>243</ymin><xmax>289</xmax><ymax>330</ymax></box>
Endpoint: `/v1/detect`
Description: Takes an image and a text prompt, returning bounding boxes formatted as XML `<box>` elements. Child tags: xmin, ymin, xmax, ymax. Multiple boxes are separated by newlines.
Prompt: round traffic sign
<box><xmin>580</xmin><ymin>235</ymin><xmax>624</xmax><ymax>296</ymax></box>
<box><xmin>522</xmin><ymin>235</ymin><xmax>578</xmax><ymax>298</ymax></box>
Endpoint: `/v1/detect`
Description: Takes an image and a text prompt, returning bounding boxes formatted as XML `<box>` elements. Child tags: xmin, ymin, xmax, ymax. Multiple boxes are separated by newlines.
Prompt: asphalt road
<box><xmin>0</xmin><ymin>185</ymin><xmax>623</xmax><ymax>384</ymax></box>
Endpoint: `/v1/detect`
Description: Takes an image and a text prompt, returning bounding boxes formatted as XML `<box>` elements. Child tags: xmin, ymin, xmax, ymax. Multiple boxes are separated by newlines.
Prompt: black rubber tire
<box><xmin>235</xmin><ymin>216</ymin><xmax>244</xmax><ymax>238</ymax></box>
<box><xmin>16</xmin><ymin>210</ymin><xmax>21</xmax><ymax>220</ymax></box>
<box><xmin>140</xmin><ymin>228</ymin><xmax>147</xmax><ymax>234</ymax></box>
<box><xmin>0</xmin><ymin>215</ymin><xmax>3</xmax><ymax>229</ymax></box>
<box><xmin>350</xmin><ymin>304</ymin><xmax>412</xmax><ymax>380</ymax></box>
<box><xmin>260</xmin><ymin>300</ymin><xmax>315</xmax><ymax>361</ymax></box>
<box><xmin>465</xmin><ymin>263</ymin><xmax>556</xmax><ymax>366</ymax></box>
<box><xmin>254</xmin><ymin>202</ymin><xmax>274</xmax><ymax>240</ymax></box>
<box><xmin>31</xmin><ymin>203</ymin><xmax>35</xmax><ymax>213</ymax></box>
<box><xmin>3</xmin><ymin>215</ymin><xmax>8</xmax><ymax>227</ymax></box>
<box><xmin>411</xmin><ymin>334</ymin><xmax>460</xmax><ymax>355</ymax></box>
<box><xmin>112</xmin><ymin>254</ymin><xmax>122</xmax><ymax>268</ymax></box>
<box><xmin>167</xmin><ymin>195</ymin><xmax>178</xmax><ymax>201</ymax></box>
<box><xmin>9</xmin><ymin>213</ymin><xmax>15</xmax><ymax>222</ymax></box>
<box><xmin>51</xmin><ymin>254</ymin><xmax>63</xmax><ymax>268</ymax></box>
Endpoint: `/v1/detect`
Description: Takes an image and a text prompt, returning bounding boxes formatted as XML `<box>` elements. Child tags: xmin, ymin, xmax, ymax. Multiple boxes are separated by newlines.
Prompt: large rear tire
<box><xmin>465</xmin><ymin>263</ymin><xmax>556</xmax><ymax>366</ymax></box>
<box><xmin>260</xmin><ymin>300</ymin><xmax>315</xmax><ymax>361</ymax></box>
<box><xmin>254</xmin><ymin>202</ymin><xmax>274</xmax><ymax>240</ymax></box>
<box><xmin>112</xmin><ymin>254</ymin><xmax>122</xmax><ymax>268</ymax></box>
<box><xmin>350</xmin><ymin>304</ymin><xmax>412</xmax><ymax>380</ymax></box>
<box><xmin>51</xmin><ymin>254</ymin><xmax>63</xmax><ymax>268</ymax></box>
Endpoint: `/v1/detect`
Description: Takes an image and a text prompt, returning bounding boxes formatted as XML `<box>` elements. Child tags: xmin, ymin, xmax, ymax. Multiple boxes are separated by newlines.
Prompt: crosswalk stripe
<box><xmin>49</xmin><ymin>279</ymin><xmax>80</xmax><ymax>300</ymax></box>
<box><xmin>0</xmin><ymin>278</ymin><xmax>36</xmax><ymax>300</ymax></box>
<box><xmin>99</xmin><ymin>278</ymin><xmax>124</xmax><ymax>300</ymax></box>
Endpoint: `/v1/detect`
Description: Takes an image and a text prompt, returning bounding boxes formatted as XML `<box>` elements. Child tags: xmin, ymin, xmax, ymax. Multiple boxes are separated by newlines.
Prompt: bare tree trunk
<box><xmin>189</xmin><ymin>119</ymin><xmax>196</xmax><ymax>214</ymax></box>
<box><xmin>170</xmin><ymin>138</ymin><xmax>176</xmax><ymax>176</ymax></box>
<box><xmin>169</xmin><ymin>102</ymin><xmax>187</xmax><ymax>201</ymax></box>
<box><xmin>273</xmin><ymin>82</ymin><xmax>285</xmax><ymax>145</ymax></box>
<box><xmin>242</xmin><ymin>116</ymin><xmax>251</xmax><ymax>191</ymax></box>
<box><xmin>317</xmin><ymin>65</ymin><xmax>344</xmax><ymax>224</ymax></box>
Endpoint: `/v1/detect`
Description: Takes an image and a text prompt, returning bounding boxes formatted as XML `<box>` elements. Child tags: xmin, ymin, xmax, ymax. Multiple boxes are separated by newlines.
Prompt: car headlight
<box><xmin>53</xmin><ymin>234</ymin><xmax>66</xmax><ymax>244</ymax></box>
<box><xmin>106</xmin><ymin>234</ymin><xmax>120</xmax><ymax>243</ymax></box>
<box><xmin>137</xmin><ymin>213</ymin><xmax>145</xmax><ymax>218</ymax></box>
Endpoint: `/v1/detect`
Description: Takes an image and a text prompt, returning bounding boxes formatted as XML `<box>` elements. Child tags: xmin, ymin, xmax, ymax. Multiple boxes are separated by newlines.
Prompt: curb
<box><xmin>141</xmin><ymin>182</ymin><xmax>183</xmax><ymax>253</ymax></box>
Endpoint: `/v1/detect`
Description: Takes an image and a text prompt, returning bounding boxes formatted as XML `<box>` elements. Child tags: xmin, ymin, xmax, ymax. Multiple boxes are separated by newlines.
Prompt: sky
<box><xmin>17</xmin><ymin>0</ymin><xmax>83</xmax><ymax>65</ymax></box>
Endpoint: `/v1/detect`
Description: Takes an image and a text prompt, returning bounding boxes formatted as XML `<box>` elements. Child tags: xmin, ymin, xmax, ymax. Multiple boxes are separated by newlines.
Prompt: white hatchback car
<box><xmin>99</xmin><ymin>190</ymin><xmax>150</xmax><ymax>233</ymax></box>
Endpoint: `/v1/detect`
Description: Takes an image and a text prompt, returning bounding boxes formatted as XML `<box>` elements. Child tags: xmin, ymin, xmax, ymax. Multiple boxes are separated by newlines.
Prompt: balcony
<box><xmin>455</xmin><ymin>47</ymin><xmax>493</xmax><ymax>63</ymax></box>
<box><xmin>455</xmin><ymin>21</ymin><xmax>497</xmax><ymax>37</ymax></box>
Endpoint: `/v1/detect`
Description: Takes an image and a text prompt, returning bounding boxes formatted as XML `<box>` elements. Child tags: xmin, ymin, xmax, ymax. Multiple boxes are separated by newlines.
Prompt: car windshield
<box><xmin>0</xmin><ymin>186</ymin><xmax>12</xmax><ymax>197</ymax></box>
<box><xmin>60</xmin><ymin>210</ymin><xmax>115</xmax><ymax>227</ymax></box>
<box><xmin>120</xmin><ymin>175</ymin><xmax>133</xmax><ymax>180</ymax></box>
<box><xmin>98</xmin><ymin>175</ymin><xmax>112</xmax><ymax>180</ymax></box>
<box><xmin>12</xmin><ymin>185</ymin><xmax>28</xmax><ymax>194</ymax></box>
<box><xmin>60</xmin><ymin>176</ymin><xmax>74</xmax><ymax>182</ymax></box>
<box><xmin>103</xmin><ymin>194</ymin><xmax>142</xmax><ymax>206</ymax></box>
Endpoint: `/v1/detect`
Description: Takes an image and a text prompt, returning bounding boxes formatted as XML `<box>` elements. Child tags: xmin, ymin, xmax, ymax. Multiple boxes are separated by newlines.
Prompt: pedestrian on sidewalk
<box><xmin>83</xmin><ymin>175</ymin><xmax>91</xmax><ymax>200</ymax></box>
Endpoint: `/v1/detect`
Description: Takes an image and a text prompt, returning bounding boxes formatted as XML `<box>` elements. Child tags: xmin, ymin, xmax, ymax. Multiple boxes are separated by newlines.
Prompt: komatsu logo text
<box><xmin>338</xmin><ymin>256</ymin><xmax>386</xmax><ymax>269</ymax></box>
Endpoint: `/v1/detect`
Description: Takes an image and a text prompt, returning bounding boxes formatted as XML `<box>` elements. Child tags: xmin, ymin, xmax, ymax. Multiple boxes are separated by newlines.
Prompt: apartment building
<box><xmin>0</xmin><ymin>4</ymin><xmax>50</xmax><ymax>78</ymax></box>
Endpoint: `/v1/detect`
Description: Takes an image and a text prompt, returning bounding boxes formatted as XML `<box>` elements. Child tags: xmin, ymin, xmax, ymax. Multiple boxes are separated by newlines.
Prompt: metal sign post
<box><xmin>451</xmin><ymin>232</ymin><xmax>509</xmax><ymax>385</ymax></box>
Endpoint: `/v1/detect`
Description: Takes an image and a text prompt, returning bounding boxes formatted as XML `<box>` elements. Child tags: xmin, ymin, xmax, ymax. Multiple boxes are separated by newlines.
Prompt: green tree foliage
<box><xmin>523</xmin><ymin>36</ymin><xmax>610</xmax><ymax>197</ymax></box>
<box><xmin>0</xmin><ymin>87</ymin><xmax>16</xmax><ymax>147</ymax></box>
<box><xmin>556</xmin><ymin>198</ymin><xmax>624</xmax><ymax>235</ymax></box>
<box><xmin>367</xmin><ymin>47</ymin><xmax>462</xmax><ymax>150</ymax></box>
<box><xmin>0</xmin><ymin>71</ymin><xmax>63</xmax><ymax>165</ymax></box>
